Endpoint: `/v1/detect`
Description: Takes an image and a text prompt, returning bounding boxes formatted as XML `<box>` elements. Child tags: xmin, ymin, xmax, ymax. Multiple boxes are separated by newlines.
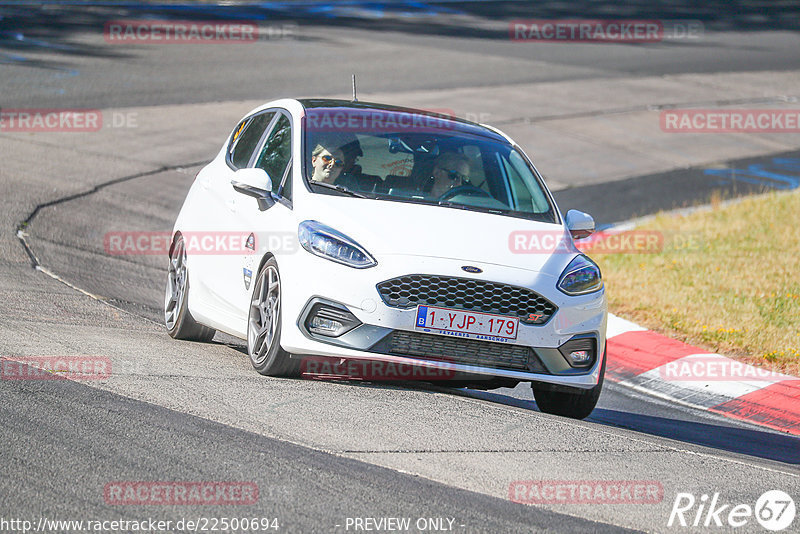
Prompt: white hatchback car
<box><xmin>166</xmin><ymin>98</ymin><xmax>607</xmax><ymax>419</ymax></box>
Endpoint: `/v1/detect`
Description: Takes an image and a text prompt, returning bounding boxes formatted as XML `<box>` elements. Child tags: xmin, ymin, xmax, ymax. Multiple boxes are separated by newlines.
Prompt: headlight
<box><xmin>557</xmin><ymin>255</ymin><xmax>603</xmax><ymax>295</ymax></box>
<box><xmin>298</xmin><ymin>220</ymin><xmax>377</xmax><ymax>269</ymax></box>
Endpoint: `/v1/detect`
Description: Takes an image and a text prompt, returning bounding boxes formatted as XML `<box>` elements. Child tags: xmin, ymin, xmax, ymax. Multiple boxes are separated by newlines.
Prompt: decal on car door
<box><xmin>243</xmin><ymin>268</ymin><xmax>252</xmax><ymax>290</ymax></box>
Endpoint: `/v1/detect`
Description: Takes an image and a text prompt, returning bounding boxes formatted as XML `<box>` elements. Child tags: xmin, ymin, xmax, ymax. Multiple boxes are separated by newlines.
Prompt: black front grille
<box><xmin>376</xmin><ymin>274</ymin><xmax>557</xmax><ymax>324</ymax></box>
<box><xmin>375</xmin><ymin>330</ymin><xmax>548</xmax><ymax>373</ymax></box>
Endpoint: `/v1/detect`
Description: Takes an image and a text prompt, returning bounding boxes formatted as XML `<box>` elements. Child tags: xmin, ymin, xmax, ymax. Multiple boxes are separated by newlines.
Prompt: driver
<box><xmin>429</xmin><ymin>152</ymin><xmax>471</xmax><ymax>198</ymax></box>
<box><xmin>309</xmin><ymin>134</ymin><xmax>362</xmax><ymax>187</ymax></box>
<box><xmin>310</xmin><ymin>142</ymin><xmax>346</xmax><ymax>184</ymax></box>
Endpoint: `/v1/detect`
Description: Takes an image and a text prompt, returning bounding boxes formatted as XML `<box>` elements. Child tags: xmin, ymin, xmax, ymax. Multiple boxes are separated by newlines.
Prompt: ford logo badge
<box><xmin>461</xmin><ymin>266</ymin><xmax>482</xmax><ymax>274</ymax></box>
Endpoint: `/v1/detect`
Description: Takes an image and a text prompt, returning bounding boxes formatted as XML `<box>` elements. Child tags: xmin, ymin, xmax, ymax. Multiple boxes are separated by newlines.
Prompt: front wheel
<box><xmin>531</xmin><ymin>349</ymin><xmax>605</xmax><ymax>420</ymax></box>
<box><xmin>247</xmin><ymin>258</ymin><xmax>298</xmax><ymax>376</ymax></box>
<box><xmin>164</xmin><ymin>235</ymin><xmax>216</xmax><ymax>342</ymax></box>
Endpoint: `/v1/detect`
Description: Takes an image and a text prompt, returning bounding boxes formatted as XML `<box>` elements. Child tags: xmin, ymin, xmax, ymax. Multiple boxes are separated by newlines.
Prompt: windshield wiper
<box><xmin>436</xmin><ymin>201</ymin><xmax>536</xmax><ymax>219</ymax></box>
<box><xmin>437</xmin><ymin>200</ymin><xmax>473</xmax><ymax>211</ymax></box>
<box><xmin>309</xmin><ymin>181</ymin><xmax>366</xmax><ymax>198</ymax></box>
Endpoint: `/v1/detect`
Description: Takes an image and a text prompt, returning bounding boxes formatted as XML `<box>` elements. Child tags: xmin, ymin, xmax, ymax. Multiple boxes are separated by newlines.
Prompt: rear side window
<box><xmin>228</xmin><ymin>112</ymin><xmax>275</xmax><ymax>169</ymax></box>
<box><xmin>254</xmin><ymin>114</ymin><xmax>292</xmax><ymax>190</ymax></box>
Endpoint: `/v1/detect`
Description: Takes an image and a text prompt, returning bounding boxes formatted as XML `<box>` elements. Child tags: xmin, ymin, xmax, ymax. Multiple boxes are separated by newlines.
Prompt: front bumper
<box><xmin>277</xmin><ymin>252</ymin><xmax>607</xmax><ymax>389</ymax></box>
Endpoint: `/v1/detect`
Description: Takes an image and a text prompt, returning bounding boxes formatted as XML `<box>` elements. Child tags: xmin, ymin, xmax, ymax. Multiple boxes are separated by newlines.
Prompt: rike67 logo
<box><xmin>668</xmin><ymin>490</ymin><xmax>795</xmax><ymax>531</ymax></box>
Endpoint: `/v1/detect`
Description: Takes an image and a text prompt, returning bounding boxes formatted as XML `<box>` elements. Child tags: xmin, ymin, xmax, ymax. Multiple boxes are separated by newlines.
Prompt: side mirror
<box><xmin>565</xmin><ymin>209</ymin><xmax>595</xmax><ymax>240</ymax></box>
<box><xmin>231</xmin><ymin>168</ymin><xmax>275</xmax><ymax>210</ymax></box>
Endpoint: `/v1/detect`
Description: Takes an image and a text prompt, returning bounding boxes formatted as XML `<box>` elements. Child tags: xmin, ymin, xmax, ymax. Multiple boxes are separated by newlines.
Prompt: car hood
<box><xmin>299</xmin><ymin>195</ymin><xmax>576</xmax><ymax>274</ymax></box>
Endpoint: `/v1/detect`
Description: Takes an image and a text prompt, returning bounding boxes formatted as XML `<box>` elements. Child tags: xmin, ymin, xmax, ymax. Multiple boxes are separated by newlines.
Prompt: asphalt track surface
<box><xmin>2</xmin><ymin>2</ymin><xmax>800</xmax><ymax>533</ymax></box>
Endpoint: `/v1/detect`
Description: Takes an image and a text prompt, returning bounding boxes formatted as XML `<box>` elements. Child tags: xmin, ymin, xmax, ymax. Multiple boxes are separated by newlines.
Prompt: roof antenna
<box><xmin>351</xmin><ymin>74</ymin><xmax>358</xmax><ymax>102</ymax></box>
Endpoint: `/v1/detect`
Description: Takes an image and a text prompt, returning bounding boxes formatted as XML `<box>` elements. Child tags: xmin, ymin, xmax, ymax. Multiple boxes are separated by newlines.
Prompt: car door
<box><xmin>226</xmin><ymin>111</ymin><xmax>295</xmax><ymax>329</ymax></box>
<box><xmin>188</xmin><ymin>110</ymin><xmax>278</xmax><ymax>328</ymax></box>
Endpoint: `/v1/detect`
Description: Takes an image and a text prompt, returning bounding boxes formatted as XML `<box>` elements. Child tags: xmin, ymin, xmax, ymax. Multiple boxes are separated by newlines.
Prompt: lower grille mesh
<box><xmin>383</xmin><ymin>330</ymin><xmax>547</xmax><ymax>373</ymax></box>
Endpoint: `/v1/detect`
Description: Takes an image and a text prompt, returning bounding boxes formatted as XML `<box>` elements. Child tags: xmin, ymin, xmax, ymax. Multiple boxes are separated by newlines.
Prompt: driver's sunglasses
<box><xmin>320</xmin><ymin>154</ymin><xmax>345</xmax><ymax>168</ymax></box>
<box><xmin>443</xmin><ymin>169</ymin><xmax>468</xmax><ymax>182</ymax></box>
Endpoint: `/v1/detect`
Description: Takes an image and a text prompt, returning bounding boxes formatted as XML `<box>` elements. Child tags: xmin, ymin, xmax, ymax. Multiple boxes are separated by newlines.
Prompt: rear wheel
<box><xmin>164</xmin><ymin>235</ymin><xmax>216</xmax><ymax>341</ymax></box>
<box><xmin>531</xmin><ymin>349</ymin><xmax>605</xmax><ymax>420</ymax></box>
<box><xmin>247</xmin><ymin>258</ymin><xmax>298</xmax><ymax>376</ymax></box>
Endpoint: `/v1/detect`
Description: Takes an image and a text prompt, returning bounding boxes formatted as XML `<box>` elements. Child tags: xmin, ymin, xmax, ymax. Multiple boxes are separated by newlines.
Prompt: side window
<box><xmin>280</xmin><ymin>168</ymin><xmax>292</xmax><ymax>201</ymax></box>
<box><xmin>254</xmin><ymin>114</ymin><xmax>291</xmax><ymax>193</ymax></box>
<box><xmin>228</xmin><ymin>112</ymin><xmax>275</xmax><ymax>169</ymax></box>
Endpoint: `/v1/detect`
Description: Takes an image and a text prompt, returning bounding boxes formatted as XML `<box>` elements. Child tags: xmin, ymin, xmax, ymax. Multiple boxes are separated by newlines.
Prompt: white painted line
<box><xmin>622</xmin><ymin>371</ymin><xmax>769</xmax><ymax>408</ymax></box>
<box><xmin>606</xmin><ymin>312</ymin><xmax>647</xmax><ymax>339</ymax></box>
<box><xmin>617</xmin><ymin>353</ymin><xmax>796</xmax><ymax>408</ymax></box>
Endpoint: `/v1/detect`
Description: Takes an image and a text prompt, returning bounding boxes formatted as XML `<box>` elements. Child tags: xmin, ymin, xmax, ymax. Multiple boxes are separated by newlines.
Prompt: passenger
<box><xmin>429</xmin><ymin>152</ymin><xmax>471</xmax><ymax>198</ymax></box>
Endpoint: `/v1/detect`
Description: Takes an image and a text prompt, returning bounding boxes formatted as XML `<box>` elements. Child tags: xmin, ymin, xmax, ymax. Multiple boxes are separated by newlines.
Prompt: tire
<box><xmin>164</xmin><ymin>234</ymin><xmax>216</xmax><ymax>342</ymax></box>
<box><xmin>247</xmin><ymin>258</ymin><xmax>298</xmax><ymax>376</ymax></box>
<box><xmin>531</xmin><ymin>349</ymin><xmax>606</xmax><ymax>420</ymax></box>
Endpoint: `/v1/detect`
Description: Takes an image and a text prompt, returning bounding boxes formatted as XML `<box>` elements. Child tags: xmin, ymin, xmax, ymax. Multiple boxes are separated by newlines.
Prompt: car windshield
<box><xmin>303</xmin><ymin>107</ymin><xmax>557</xmax><ymax>223</ymax></box>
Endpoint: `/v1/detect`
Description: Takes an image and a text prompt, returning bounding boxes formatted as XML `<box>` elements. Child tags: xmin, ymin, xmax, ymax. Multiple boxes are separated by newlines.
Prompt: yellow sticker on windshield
<box><xmin>233</xmin><ymin>121</ymin><xmax>246</xmax><ymax>141</ymax></box>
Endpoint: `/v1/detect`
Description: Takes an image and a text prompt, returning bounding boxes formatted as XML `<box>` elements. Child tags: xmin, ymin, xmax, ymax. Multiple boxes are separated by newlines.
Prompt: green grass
<box><xmin>592</xmin><ymin>190</ymin><xmax>800</xmax><ymax>374</ymax></box>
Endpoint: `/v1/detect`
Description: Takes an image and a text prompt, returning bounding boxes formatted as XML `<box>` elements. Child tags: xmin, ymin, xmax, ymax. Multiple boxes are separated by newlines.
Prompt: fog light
<box><xmin>558</xmin><ymin>337</ymin><xmax>596</xmax><ymax>368</ymax></box>
<box><xmin>309</xmin><ymin>316</ymin><xmax>343</xmax><ymax>335</ymax></box>
<box><xmin>305</xmin><ymin>302</ymin><xmax>361</xmax><ymax>337</ymax></box>
<box><xmin>568</xmin><ymin>350</ymin><xmax>592</xmax><ymax>365</ymax></box>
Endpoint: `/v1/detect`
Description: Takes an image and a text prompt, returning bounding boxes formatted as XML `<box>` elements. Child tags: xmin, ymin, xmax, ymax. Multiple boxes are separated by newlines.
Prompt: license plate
<box><xmin>414</xmin><ymin>305</ymin><xmax>519</xmax><ymax>341</ymax></box>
